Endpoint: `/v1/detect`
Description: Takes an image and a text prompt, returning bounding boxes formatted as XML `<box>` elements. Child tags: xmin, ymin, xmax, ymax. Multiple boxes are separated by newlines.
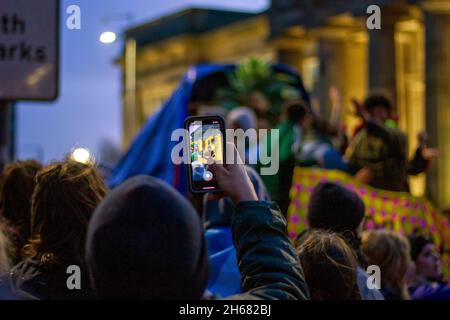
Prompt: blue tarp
<box><xmin>109</xmin><ymin>63</ymin><xmax>309</xmax><ymax>193</ymax></box>
<box><xmin>205</xmin><ymin>227</ymin><xmax>241</xmax><ymax>297</ymax></box>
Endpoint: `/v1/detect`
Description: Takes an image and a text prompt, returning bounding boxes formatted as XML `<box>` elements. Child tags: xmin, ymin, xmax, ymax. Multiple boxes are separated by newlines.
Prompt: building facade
<box><xmin>121</xmin><ymin>8</ymin><xmax>274</xmax><ymax>147</ymax></box>
<box><xmin>120</xmin><ymin>1</ymin><xmax>450</xmax><ymax>208</ymax></box>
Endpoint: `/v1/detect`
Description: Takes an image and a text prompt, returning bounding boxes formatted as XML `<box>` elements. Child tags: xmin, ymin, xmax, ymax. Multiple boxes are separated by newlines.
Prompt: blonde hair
<box><xmin>296</xmin><ymin>230</ymin><xmax>361</xmax><ymax>300</ymax></box>
<box><xmin>361</xmin><ymin>230</ymin><xmax>411</xmax><ymax>299</ymax></box>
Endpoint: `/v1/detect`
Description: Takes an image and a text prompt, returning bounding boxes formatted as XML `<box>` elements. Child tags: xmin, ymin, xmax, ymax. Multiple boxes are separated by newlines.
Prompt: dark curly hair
<box><xmin>0</xmin><ymin>160</ymin><xmax>42</xmax><ymax>264</ymax></box>
<box><xmin>363</xmin><ymin>94</ymin><xmax>393</xmax><ymax>113</ymax></box>
<box><xmin>22</xmin><ymin>160</ymin><xmax>107</xmax><ymax>268</ymax></box>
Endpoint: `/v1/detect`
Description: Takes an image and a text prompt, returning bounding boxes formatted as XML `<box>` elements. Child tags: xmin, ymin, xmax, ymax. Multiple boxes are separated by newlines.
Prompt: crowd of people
<box><xmin>247</xmin><ymin>91</ymin><xmax>439</xmax><ymax>213</ymax></box>
<box><xmin>0</xmin><ymin>89</ymin><xmax>448</xmax><ymax>300</ymax></box>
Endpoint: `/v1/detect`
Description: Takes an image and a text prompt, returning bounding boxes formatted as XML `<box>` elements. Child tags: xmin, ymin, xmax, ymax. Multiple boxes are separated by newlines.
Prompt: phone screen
<box><xmin>185</xmin><ymin>116</ymin><xmax>225</xmax><ymax>193</ymax></box>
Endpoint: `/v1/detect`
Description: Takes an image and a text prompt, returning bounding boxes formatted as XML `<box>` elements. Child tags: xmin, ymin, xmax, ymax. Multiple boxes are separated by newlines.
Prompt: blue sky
<box><xmin>16</xmin><ymin>0</ymin><xmax>268</xmax><ymax>163</ymax></box>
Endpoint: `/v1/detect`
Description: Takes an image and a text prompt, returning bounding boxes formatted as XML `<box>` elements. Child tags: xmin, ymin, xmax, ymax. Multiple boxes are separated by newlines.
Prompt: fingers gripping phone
<box><xmin>184</xmin><ymin>115</ymin><xmax>226</xmax><ymax>193</ymax></box>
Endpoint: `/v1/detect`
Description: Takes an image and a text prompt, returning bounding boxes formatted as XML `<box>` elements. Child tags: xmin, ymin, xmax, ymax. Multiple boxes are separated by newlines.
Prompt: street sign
<box><xmin>0</xmin><ymin>0</ymin><xmax>59</xmax><ymax>101</ymax></box>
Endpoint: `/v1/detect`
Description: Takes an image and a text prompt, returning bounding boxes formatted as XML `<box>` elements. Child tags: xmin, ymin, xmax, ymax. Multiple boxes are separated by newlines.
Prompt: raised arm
<box><xmin>209</xmin><ymin>143</ymin><xmax>309</xmax><ymax>300</ymax></box>
<box><xmin>231</xmin><ymin>200</ymin><xmax>309</xmax><ymax>300</ymax></box>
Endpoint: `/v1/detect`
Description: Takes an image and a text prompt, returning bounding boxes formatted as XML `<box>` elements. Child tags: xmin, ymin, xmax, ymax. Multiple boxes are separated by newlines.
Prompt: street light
<box><xmin>99</xmin><ymin>12</ymin><xmax>134</xmax><ymax>45</ymax></box>
<box><xmin>99</xmin><ymin>31</ymin><xmax>117</xmax><ymax>44</ymax></box>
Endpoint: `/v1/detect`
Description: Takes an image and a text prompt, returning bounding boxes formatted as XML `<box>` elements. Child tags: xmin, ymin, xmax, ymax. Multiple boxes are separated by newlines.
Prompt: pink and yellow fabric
<box><xmin>287</xmin><ymin>167</ymin><xmax>450</xmax><ymax>277</ymax></box>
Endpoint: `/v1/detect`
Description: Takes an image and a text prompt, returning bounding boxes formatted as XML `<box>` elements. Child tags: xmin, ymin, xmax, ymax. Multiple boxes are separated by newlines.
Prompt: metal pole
<box><xmin>0</xmin><ymin>100</ymin><xmax>14</xmax><ymax>169</ymax></box>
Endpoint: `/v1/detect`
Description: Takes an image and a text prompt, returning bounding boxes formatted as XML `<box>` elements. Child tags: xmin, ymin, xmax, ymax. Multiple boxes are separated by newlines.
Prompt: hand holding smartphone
<box><xmin>184</xmin><ymin>115</ymin><xmax>226</xmax><ymax>193</ymax></box>
<box><xmin>208</xmin><ymin>142</ymin><xmax>258</xmax><ymax>205</ymax></box>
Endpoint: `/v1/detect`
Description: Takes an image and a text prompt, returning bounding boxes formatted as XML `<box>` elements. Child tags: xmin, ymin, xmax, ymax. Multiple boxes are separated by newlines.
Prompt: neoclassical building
<box><xmin>120</xmin><ymin>0</ymin><xmax>450</xmax><ymax>208</ymax></box>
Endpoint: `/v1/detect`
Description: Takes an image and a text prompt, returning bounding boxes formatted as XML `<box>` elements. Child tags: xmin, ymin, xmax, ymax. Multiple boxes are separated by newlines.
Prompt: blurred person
<box><xmin>2</xmin><ymin>160</ymin><xmax>107</xmax><ymax>300</ymax></box>
<box><xmin>408</xmin><ymin>233</ymin><xmax>450</xmax><ymax>300</ymax></box>
<box><xmin>249</xmin><ymin>91</ymin><xmax>271</xmax><ymax>130</ymax></box>
<box><xmin>347</xmin><ymin>94</ymin><xmax>438</xmax><ymax>192</ymax></box>
<box><xmin>410</xmin><ymin>234</ymin><xmax>442</xmax><ymax>282</ymax></box>
<box><xmin>361</xmin><ymin>230</ymin><xmax>411</xmax><ymax>300</ymax></box>
<box><xmin>86</xmin><ymin>143</ymin><xmax>309</xmax><ymax>300</ymax></box>
<box><xmin>258</xmin><ymin>100</ymin><xmax>309</xmax><ymax>213</ymax></box>
<box><xmin>226</xmin><ymin>107</ymin><xmax>258</xmax><ymax>164</ymax></box>
<box><xmin>327</xmin><ymin>86</ymin><xmax>350</xmax><ymax>155</ymax></box>
<box><xmin>0</xmin><ymin>160</ymin><xmax>42</xmax><ymax>264</ymax></box>
<box><xmin>227</xmin><ymin>107</ymin><xmax>258</xmax><ymax>132</ymax></box>
<box><xmin>302</xmin><ymin>181</ymin><xmax>384</xmax><ymax>300</ymax></box>
<box><xmin>442</xmin><ymin>208</ymin><xmax>450</xmax><ymax>223</ymax></box>
<box><xmin>293</xmin><ymin>86</ymin><xmax>348</xmax><ymax>171</ymax></box>
<box><xmin>0</xmin><ymin>222</ymin><xmax>37</xmax><ymax>300</ymax></box>
<box><xmin>298</xmin><ymin>117</ymin><xmax>348</xmax><ymax>171</ymax></box>
<box><xmin>0</xmin><ymin>228</ymin><xmax>24</xmax><ymax>299</ymax></box>
<box><xmin>296</xmin><ymin>229</ymin><xmax>360</xmax><ymax>300</ymax></box>
<box><xmin>189</xmin><ymin>104</ymin><xmax>228</xmax><ymax>119</ymax></box>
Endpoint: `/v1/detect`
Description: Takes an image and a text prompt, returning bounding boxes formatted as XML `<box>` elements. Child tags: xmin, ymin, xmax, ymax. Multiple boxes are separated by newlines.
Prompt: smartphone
<box><xmin>184</xmin><ymin>115</ymin><xmax>226</xmax><ymax>193</ymax></box>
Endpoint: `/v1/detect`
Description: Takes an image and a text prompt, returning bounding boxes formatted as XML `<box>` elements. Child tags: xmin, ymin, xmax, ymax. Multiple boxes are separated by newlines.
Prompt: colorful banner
<box><xmin>287</xmin><ymin>167</ymin><xmax>450</xmax><ymax>277</ymax></box>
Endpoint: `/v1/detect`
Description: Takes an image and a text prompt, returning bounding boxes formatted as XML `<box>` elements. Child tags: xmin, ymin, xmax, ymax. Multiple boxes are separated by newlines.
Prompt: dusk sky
<box><xmin>16</xmin><ymin>0</ymin><xmax>268</xmax><ymax>163</ymax></box>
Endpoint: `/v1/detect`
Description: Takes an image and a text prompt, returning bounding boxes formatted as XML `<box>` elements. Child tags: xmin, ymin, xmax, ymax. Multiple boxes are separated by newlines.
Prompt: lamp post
<box><xmin>0</xmin><ymin>100</ymin><xmax>15</xmax><ymax>169</ymax></box>
<box><xmin>98</xmin><ymin>13</ymin><xmax>137</xmax><ymax>148</ymax></box>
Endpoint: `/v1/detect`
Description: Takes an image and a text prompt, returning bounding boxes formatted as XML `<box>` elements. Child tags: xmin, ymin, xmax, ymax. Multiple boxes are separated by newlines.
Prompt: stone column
<box><xmin>123</xmin><ymin>38</ymin><xmax>137</xmax><ymax>149</ymax></box>
<box><xmin>368</xmin><ymin>8</ymin><xmax>402</xmax><ymax>102</ymax></box>
<box><xmin>314</xmin><ymin>22</ymin><xmax>368</xmax><ymax>127</ymax></box>
<box><xmin>316</xmin><ymin>37</ymin><xmax>348</xmax><ymax>118</ymax></box>
<box><xmin>422</xmin><ymin>0</ymin><xmax>450</xmax><ymax>208</ymax></box>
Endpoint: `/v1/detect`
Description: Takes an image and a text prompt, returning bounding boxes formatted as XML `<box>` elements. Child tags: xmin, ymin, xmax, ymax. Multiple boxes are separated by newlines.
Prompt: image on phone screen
<box><xmin>186</xmin><ymin>116</ymin><xmax>225</xmax><ymax>193</ymax></box>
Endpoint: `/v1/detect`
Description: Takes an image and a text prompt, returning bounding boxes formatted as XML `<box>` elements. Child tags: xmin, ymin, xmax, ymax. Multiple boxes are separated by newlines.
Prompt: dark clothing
<box><xmin>229</xmin><ymin>201</ymin><xmax>309</xmax><ymax>300</ymax></box>
<box><xmin>86</xmin><ymin>175</ymin><xmax>209</xmax><ymax>300</ymax></box>
<box><xmin>206</xmin><ymin>201</ymin><xmax>310</xmax><ymax>299</ymax></box>
<box><xmin>258</xmin><ymin>121</ymin><xmax>301</xmax><ymax>215</ymax></box>
<box><xmin>347</xmin><ymin>121</ymin><xmax>428</xmax><ymax>192</ymax></box>
<box><xmin>204</xmin><ymin>166</ymin><xmax>270</xmax><ymax>229</ymax></box>
<box><xmin>277</xmin><ymin>155</ymin><xmax>296</xmax><ymax>215</ymax></box>
<box><xmin>0</xmin><ymin>272</ymin><xmax>36</xmax><ymax>300</ymax></box>
<box><xmin>88</xmin><ymin>175</ymin><xmax>309</xmax><ymax>300</ymax></box>
<box><xmin>380</xmin><ymin>287</ymin><xmax>404</xmax><ymax>300</ymax></box>
<box><xmin>1</xmin><ymin>259</ymin><xmax>92</xmax><ymax>300</ymax></box>
<box><xmin>410</xmin><ymin>282</ymin><xmax>450</xmax><ymax>300</ymax></box>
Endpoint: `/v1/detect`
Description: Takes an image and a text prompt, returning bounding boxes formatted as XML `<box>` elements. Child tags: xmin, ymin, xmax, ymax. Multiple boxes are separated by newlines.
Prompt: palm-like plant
<box><xmin>216</xmin><ymin>58</ymin><xmax>301</xmax><ymax>125</ymax></box>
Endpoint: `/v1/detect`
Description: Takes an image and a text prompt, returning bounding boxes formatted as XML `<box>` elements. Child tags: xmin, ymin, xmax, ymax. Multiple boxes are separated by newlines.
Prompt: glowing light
<box><xmin>71</xmin><ymin>148</ymin><xmax>92</xmax><ymax>164</ymax></box>
<box><xmin>99</xmin><ymin>31</ymin><xmax>117</xmax><ymax>44</ymax></box>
